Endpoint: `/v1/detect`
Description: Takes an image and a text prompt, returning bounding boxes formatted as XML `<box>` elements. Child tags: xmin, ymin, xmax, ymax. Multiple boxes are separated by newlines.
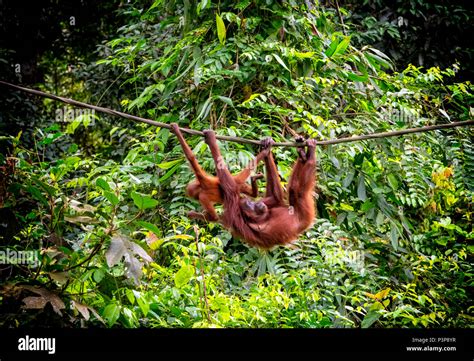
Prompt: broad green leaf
<box><xmin>96</xmin><ymin>178</ymin><xmax>111</xmax><ymax>191</ymax></box>
<box><xmin>103</xmin><ymin>303</ymin><xmax>121</xmax><ymax>327</ymax></box>
<box><xmin>126</xmin><ymin>289</ymin><xmax>135</xmax><ymax>305</ymax></box>
<box><xmin>217</xmin><ymin>96</ymin><xmax>234</xmax><ymax>107</ymax></box>
<box><xmin>136</xmin><ymin>221</ymin><xmax>161</xmax><ymax>236</ymax></box>
<box><xmin>137</xmin><ymin>295</ymin><xmax>150</xmax><ymax>316</ymax></box>
<box><xmin>123</xmin><ymin>148</ymin><xmax>140</xmax><ymax>164</ymax></box>
<box><xmin>325</xmin><ymin>37</ymin><xmax>340</xmax><ymax>57</ymax></box>
<box><xmin>257</xmin><ymin>256</ymin><xmax>266</xmax><ymax>276</ymax></box>
<box><xmin>148</xmin><ymin>0</ymin><xmax>162</xmax><ymax>12</ymax></box>
<box><xmin>435</xmin><ymin>238</ymin><xmax>448</xmax><ymax>246</ymax></box>
<box><xmin>347</xmin><ymin>71</ymin><xmax>368</xmax><ymax>82</ymax></box>
<box><xmin>354</xmin><ymin>153</ymin><xmax>365</xmax><ymax>166</ymax></box>
<box><xmin>216</xmin><ymin>13</ymin><xmax>226</xmax><ymax>44</ymax></box>
<box><xmin>194</xmin><ymin>63</ymin><xmax>203</xmax><ymax>86</ymax></box>
<box><xmin>340</xmin><ymin>203</ymin><xmax>354</xmax><ymax>211</ymax></box>
<box><xmin>131</xmin><ymin>191</ymin><xmax>159</xmax><ymax>210</ymax></box>
<box><xmin>148</xmin><ymin>237</ymin><xmax>164</xmax><ymax>250</ymax></box>
<box><xmin>361</xmin><ymin>309</ymin><xmax>381</xmax><ymax>328</ymax></box>
<box><xmin>265</xmin><ymin>254</ymin><xmax>275</xmax><ymax>274</ymax></box>
<box><xmin>376</xmin><ymin>211</ymin><xmax>384</xmax><ymax>226</ymax></box>
<box><xmin>66</xmin><ymin>119</ymin><xmax>82</xmax><ymax>134</ymax></box>
<box><xmin>122</xmin><ymin>307</ymin><xmax>138</xmax><ymax>327</ymax></box>
<box><xmin>93</xmin><ymin>269</ymin><xmax>105</xmax><ymax>283</ymax></box>
<box><xmin>174</xmin><ymin>264</ymin><xmax>194</xmax><ymax>288</ymax></box>
<box><xmin>103</xmin><ymin>191</ymin><xmax>119</xmax><ymax>206</ymax></box>
<box><xmin>64</xmin><ymin>156</ymin><xmax>81</xmax><ymax>168</ymax></box>
<box><xmin>336</xmin><ymin>212</ymin><xmax>347</xmax><ymax>225</ymax></box>
<box><xmin>361</xmin><ymin>200</ymin><xmax>375</xmax><ymax>212</ymax></box>
<box><xmin>387</xmin><ymin>174</ymin><xmax>399</xmax><ymax>190</ymax></box>
<box><xmin>133</xmin><ymin>290</ymin><xmax>150</xmax><ymax>316</ymax></box>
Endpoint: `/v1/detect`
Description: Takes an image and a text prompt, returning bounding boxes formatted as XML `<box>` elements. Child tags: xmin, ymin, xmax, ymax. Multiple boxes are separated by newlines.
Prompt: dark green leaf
<box><xmin>361</xmin><ymin>309</ymin><xmax>381</xmax><ymax>328</ymax></box>
<box><xmin>96</xmin><ymin>178</ymin><xmax>111</xmax><ymax>191</ymax></box>
<box><xmin>136</xmin><ymin>221</ymin><xmax>161</xmax><ymax>236</ymax></box>
<box><xmin>104</xmin><ymin>191</ymin><xmax>119</xmax><ymax>206</ymax></box>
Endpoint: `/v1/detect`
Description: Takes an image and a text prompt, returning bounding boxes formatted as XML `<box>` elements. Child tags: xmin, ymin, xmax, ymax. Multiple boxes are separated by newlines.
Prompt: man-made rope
<box><xmin>1</xmin><ymin>80</ymin><xmax>472</xmax><ymax>147</ymax></box>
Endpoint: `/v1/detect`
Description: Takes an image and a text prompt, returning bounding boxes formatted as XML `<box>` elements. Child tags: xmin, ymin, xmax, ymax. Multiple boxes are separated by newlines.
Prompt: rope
<box><xmin>1</xmin><ymin>80</ymin><xmax>472</xmax><ymax>147</ymax></box>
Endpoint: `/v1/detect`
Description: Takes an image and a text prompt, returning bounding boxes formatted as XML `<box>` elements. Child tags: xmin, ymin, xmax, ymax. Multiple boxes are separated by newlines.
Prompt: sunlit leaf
<box><xmin>325</xmin><ymin>37</ymin><xmax>340</xmax><ymax>57</ymax></box>
<box><xmin>334</xmin><ymin>36</ymin><xmax>351</xmax><ymax>56</ymax></box>
<box><xmin>216</xmin><ymin>13</ymin><xmax>226</xmax><ymax>44</ymax></box>
<box><xmin>387</xmin><ymin>174</ymin><xmax>399</xmax><ymax>190</ymax></box>
<box><xmin>103</xmin><ymin>303</ymin><xmax>121</xmax><ymax>327</ymax></box>
<box><xmin>174</xmin><ymin>264</ymin><xmax>194</xmax><ymax>288</ymax></box>
<box><xmin>273</xmin><ymin>54</ymin><xmax>290</xmax><ymax>72</ymax></box>
<box><xmin>157</xmin><ymin>159</ymin><xmax>183</xmax><ymax>169</ymax></box>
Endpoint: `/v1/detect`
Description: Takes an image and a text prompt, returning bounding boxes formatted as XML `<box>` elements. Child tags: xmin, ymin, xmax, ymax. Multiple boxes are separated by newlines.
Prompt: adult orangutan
<box><xmin>203</xmin><ymin>129</ymin><xmax>317</xmax><ymax>249</ymax></box>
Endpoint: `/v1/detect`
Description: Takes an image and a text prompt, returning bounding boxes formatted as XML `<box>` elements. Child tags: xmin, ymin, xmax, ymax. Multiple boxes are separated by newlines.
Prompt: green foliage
<box><xmin>0</xmin><ymin>0</ymin><xmax>472</xmax><ymax>329</ymax></box>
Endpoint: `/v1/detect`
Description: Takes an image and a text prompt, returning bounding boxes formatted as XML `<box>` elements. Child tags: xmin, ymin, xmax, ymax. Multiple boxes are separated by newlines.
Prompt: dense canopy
<box><xmin>0</xmin><ymin>0</ymin><xmax>472</xmax><ymax>330</ymax></box>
